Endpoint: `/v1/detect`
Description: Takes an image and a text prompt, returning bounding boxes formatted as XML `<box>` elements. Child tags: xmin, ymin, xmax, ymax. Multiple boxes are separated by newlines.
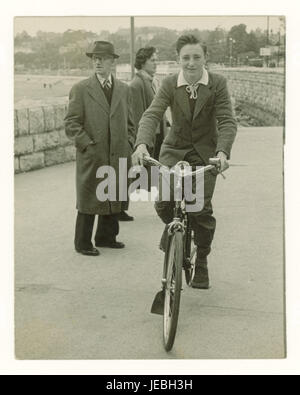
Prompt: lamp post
<box><xmin>277</xmin><ymin>28</ymin><xmax>281</xmax><ymax>67</ymax></box>
<box><xmin>266</xmin><ymin>16</ymin><xmax>270</xmax><ymax>67</ymax></box>
<box><xmin>218</xmin><ymin>39</ymin><xmax>225</xmax><ymax>65</ymax></box>
<box><xmin>229</xmin><ymin>37</ymin><xmax>235</xmax><ymax>67</ymax></box>
<box><xmin>130</xmin><ymin>17</ymin><xmax>135</xmax><ymax>79</ymax></box>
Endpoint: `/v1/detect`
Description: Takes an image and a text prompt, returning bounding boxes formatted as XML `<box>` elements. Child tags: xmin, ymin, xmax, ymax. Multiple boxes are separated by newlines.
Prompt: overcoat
<box><xmin>130</xmin><ymin>71</ymin><xmax>168</xmax><ymax>155</ymax></box>
<box><xmin>135</xmin><ymin>72</ymin><xmax>237</xmax><ymax>167</ymax></box>
<box><xmin>65</xmin><ymin>74</ymin><xmax>135</xmax><ymax>215</ymax></box>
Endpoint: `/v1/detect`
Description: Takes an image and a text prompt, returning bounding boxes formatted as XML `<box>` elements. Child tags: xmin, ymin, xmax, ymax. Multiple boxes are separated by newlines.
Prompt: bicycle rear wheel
<box><xmin>163</xmin><ymin>231</ymin><xmax>183</xmax><ymax>351</ymax></box>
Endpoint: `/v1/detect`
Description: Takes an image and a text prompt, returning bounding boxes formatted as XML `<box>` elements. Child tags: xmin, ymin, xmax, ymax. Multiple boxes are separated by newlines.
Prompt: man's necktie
<box><xmin>103</xmin><ymin>79</ymin><xmax>111</xmax><ymax>91</ymax></box>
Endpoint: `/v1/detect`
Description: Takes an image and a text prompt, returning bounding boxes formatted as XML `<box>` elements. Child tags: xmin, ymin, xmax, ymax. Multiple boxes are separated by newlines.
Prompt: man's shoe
<box><xmin>191</xmin><ymin>257</ymin><xmax>209</xmax><ymax>289</ymax></box>
<box><xmin>95</xmin><ymin>240</ymin><xmax>125</xmax><ymax>249</ymax></box>
<box><xmin>75</xmin><ymin>247</ymin><xmax>100</xmax><ymax>256</ymax></box>
<box><xmin>117</xmin><ymin>211</ymin><xmax>134</xmax><ymax>221</ymax></box>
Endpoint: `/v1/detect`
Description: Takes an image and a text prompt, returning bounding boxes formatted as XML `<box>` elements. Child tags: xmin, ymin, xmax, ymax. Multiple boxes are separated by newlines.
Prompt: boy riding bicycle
<box><xmin>132</xmin><ymin>34</ymin><xmax>237</xmax><ymax>289</ymax></box>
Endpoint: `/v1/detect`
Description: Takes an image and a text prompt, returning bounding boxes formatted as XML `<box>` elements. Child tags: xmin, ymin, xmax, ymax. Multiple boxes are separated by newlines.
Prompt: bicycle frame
<box><xmin>144</xmin><ymin>157</ymin><xmax>221</xmax><ymax>288</ymax></box>
<box><xmin>146</xmin><ymin>156</ymin><xmax>223</xmax><ymax>350</ymax></box>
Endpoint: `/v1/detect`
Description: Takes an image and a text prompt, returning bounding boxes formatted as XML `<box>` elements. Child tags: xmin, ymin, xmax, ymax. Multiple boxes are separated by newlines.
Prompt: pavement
<box><xmin>15</xmin><ymin>126</ymin><xmax>285</xmax><ymax>360</ymax></box>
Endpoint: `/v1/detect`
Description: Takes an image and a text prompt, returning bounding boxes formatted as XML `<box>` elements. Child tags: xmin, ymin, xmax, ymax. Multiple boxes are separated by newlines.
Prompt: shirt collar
<box><xmin>96</xmin><ymin>73</ymin><xmax>112</xmax><ymax>86</ymax></box>
<box><xmin>177</xmin><ymin>67</ymin><xmax>209</xmax><ymax>87</ymax></box>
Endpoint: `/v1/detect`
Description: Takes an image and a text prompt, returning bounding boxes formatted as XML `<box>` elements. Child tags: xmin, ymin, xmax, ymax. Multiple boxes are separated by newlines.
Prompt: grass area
<box><xmin>14</xmin><ymin>74</ymin><xmax>85</xmax><ymax>108</ymax></box>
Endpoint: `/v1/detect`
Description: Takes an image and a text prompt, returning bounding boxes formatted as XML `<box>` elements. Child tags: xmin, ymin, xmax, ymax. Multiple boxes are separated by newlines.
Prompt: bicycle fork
<box><xmin>161</xmin><ymin>220</ymin><xmax>185</xmax><ymax>289</ymax></box>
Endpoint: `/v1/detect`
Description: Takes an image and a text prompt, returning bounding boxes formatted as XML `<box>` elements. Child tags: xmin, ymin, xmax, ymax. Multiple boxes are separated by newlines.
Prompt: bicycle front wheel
<box><xmin>184</xmin><ymin>230</ymin><xmax>197</xmax><ymax>286</ymax></box>
<box><xmin>163</xmin><ymin>231</ymin><xmax>183</xmax><ymax>351</ymax></box>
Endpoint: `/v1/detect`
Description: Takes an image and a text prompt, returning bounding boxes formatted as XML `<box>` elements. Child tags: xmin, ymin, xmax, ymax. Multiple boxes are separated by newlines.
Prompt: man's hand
<box><xmin>216</xmin><ymin>151</ymin><xmax>229</xmax><ymax>173</ymax></box>
<box><xmin>131</xmin><ymin>144</ymin><xmax>150</xmax><ymax>166</ymax></box>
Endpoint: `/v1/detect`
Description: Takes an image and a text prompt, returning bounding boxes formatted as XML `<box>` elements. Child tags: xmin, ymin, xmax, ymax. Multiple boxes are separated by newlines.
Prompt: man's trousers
<box><xmin>74</xmin><ymin>212</ymin><xmax>119</xmax><ymax>250</ymax></box>
<box><xmin>154</xmin><ymin>166</ymin><xmax>217</xmax><ymax>258</ymax></box>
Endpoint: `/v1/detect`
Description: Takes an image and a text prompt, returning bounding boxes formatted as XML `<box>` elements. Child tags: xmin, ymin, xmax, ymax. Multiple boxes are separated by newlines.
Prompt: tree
<box><xmin>14</xmin><ymin>24</ymin><xmax>283</xmax><ymax>72</ymax></box>
<box><xmin>14</xmin><ymin>30</ymin><xmax>31</xmax><ymax>45</ymax></box>
<box><xmin>253</xmin><ymin>28</ymin><xmax>267</xmax><ymax>49</ymax></box>
<box><xmin>206</xmin><ymin>27</ymin><xmax>227</xmax><ymax>63</ymax></box>
<box><xmin>245</xmin><ymin>31</ymin><xmax>259</xmax><ymax>53</ymax></box>
<box><xmin>148</xmin><ymin>30</ymin><xmax>178</xmax><ymax>60</ymax></box>
<box><xmin>228</xmin><ymin>24</ymin><xmax>249</xmax><ymax>55</ymax></box>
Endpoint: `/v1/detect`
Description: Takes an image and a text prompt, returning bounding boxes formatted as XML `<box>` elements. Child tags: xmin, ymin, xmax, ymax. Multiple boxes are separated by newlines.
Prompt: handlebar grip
<box><xmin>142</xmin><ymin>156</ymin><xmax>160</xmax><ymax>167</ymax></box>
<box><xmin>209</xmin><ymin>158</ymin><xmax>221</xmax><ymax>167</ymax></box>
<box><xmin>209</xmin><ymin>157</ymin><xmax>226</xmax><ymax>179</ymax></box>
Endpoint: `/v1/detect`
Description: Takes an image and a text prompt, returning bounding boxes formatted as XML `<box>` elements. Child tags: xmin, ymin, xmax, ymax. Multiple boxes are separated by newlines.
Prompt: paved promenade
<box><xmin>15</xmin><ymin>126</ymin><xmax>285</xmax><ymax>360</ymax></box>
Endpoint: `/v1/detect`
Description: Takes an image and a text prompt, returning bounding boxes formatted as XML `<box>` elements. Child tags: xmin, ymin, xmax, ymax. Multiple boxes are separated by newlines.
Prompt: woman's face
<box><xmin>178</xmin><ymin>43</ymin><xmax>206</xmax><ymax>82</ymax></box>
<box><xmin>142</xmin><ymin>52</ymin><xmax>158</xmax><ymax>77</ymax></box>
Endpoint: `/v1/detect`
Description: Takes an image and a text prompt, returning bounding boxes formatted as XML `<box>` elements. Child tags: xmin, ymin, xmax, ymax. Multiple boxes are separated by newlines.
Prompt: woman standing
<box><xmin>130</xmin><ymin>47</ymin><xmax>168</xmax><ymax>160</ymax></box>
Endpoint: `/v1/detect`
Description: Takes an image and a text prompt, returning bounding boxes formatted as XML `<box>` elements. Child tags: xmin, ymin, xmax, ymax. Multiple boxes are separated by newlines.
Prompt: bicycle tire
<box><xmin>163</xmin><ymin>231</ymin><xmax>183</xmax><ymax>351</ymax></box>
<box><xmin>183</xmin><ymin>222</ymin><xmax>196</xmax><ymax>286</ymax></box>
<box><xmin>184</xmin><ymin>235</ymin><xmax>197</xmax><ymax>286</ymax></box>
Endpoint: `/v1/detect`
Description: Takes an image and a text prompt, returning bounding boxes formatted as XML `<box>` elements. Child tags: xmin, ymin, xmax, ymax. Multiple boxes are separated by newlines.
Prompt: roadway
<box><xmin>15</xmin><ymin>126</ymin><xmax>285</xmax><ymax>360</ymax></box>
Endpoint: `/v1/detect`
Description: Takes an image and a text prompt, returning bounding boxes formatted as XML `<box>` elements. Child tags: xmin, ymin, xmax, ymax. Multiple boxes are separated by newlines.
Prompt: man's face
<box><xmin>142</xmin><ymin>52</ymin><xmax>158</xmax><ymax>77</ymax></box>
<box><xmin>92</xmin><ymin>54</ymin><xmax>114</xmax><ymax>79</ymax></box>
<box><xmin>178</xmin><ymin>44</ymin><xmax>206</xmax><ymax>82</ymax></box>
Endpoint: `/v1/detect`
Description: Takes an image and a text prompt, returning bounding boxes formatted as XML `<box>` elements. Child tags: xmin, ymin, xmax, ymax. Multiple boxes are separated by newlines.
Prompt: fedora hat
<box><xmin>86</xmin><ymin>41</ymin><xmax>119</xmax><ymax>59</ymax></box>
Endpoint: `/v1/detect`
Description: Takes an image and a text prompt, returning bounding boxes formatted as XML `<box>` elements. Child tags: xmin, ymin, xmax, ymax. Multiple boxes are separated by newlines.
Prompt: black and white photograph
<box><xmin>1</xmin><ymin>0</ymin><xmax>300</xmax><ymax>376</ymax></box>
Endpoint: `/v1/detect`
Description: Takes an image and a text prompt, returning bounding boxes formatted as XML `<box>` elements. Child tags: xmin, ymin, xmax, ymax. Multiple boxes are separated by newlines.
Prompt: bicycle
<box><xmin>143</xmin><ymin>156</ymin><xmax>223</xmax><ymax>352</ymax></box>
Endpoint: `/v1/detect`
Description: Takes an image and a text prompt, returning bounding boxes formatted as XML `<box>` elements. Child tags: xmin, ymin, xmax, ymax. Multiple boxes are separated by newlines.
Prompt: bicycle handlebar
<box><xmin>142</xmin><ymin>156</ymin><xmax>225</xmax><ymax>178</ymax></box>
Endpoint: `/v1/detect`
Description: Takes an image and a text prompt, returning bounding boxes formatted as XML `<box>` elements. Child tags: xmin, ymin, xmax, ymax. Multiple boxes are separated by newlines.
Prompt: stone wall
<box><xmin>119</xmin><ymin>67</ymin><xmax>285</xmax><ymax>126</ymax></box>
<box><xmin>14</xmin><ymin>68</ymin><xmax>285</xmax><ymax>173</ymax></box>
<box><xmin>14</xmin><ymin>104</ymin><xmax>76</xmax><ymax>173</ymax></box>
<box><xmin>211</xmin><ymin>68</ymin><xmax>285</xmax><ymax>126</ymax></box>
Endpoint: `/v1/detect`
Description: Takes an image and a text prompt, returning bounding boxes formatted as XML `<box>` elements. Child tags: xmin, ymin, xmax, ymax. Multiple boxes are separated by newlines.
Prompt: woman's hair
<box><xmin>176</xmin><ymin>34</ymin><xmax>207</xmax><ymax>56</ymax></box>
<box><xmin>134</xmin><ymin>47</ymin><xmax>156</xmax><ymax>70</ymax></box>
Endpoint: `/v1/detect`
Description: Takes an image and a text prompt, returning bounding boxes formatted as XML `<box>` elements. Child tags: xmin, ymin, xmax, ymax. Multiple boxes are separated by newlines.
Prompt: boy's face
<box><xmin>178</xmin><ymin>43</ymin><xmax>206</xmax><ymax>82</ymax></box>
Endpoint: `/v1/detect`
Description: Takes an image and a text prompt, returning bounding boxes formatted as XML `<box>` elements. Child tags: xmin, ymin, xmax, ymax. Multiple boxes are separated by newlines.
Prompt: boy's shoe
<box><xmin>191</xmin><ymin>257</ymin><xmax>209</xmax><ymax>289</ymax></box>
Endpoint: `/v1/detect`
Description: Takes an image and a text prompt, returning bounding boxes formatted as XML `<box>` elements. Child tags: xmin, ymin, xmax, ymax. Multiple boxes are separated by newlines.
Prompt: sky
<box><xmin>14</xmin><ymin>15</ymin><xmax>284</xmax><ymax>36</ymax></box>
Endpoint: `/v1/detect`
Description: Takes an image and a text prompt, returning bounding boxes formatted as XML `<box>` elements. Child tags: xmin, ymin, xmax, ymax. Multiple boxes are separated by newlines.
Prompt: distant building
<box><xmin>59</xmin><ymin>44</ymin><xmax>77</xmax><ymax>54</ymax></box>
<box><xmin>59</xmin><ymin>40</ymin><xmax>90</xmax><ymax>54</ymax></box>
<box><xmin>14</xmin><ymin>46</ymin><xmax>33</xmax><ymax>54</ymax></box>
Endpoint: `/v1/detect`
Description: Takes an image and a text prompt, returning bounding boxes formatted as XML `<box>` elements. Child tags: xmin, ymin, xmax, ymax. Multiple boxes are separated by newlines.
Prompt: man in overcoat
<box><xmin>132</xmin><ymin>35</ymin><xmax>237</xmax><ymax>288</ymax></box>
<box><xmin>65</xmin><ymin>41</ymin><xmax>135</xmax><ymax>256</ymax></box>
